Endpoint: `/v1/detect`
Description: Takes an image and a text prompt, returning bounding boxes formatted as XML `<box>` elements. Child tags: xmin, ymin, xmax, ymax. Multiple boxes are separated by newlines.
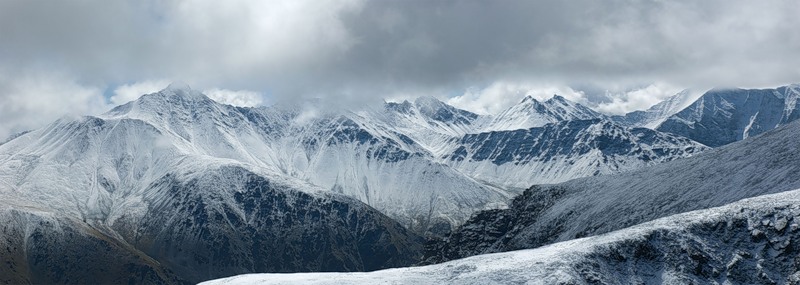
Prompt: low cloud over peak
<box><xmin>1</xmin><ymin>0</ymin><xmax>798</xmax><ymax>137</ymax></box>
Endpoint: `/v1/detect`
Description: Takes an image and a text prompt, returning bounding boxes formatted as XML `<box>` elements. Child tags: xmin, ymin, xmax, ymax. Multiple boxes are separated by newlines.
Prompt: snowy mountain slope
<box><xmin>611</xmin><ymin>89</ymin><xmax>697</xmax><ymax>129</ymax></box>
<box><xmin>482</xmin><ymin>95</ymin><xmax>605</xmax><ymax>132</ymax></box>
<box><xmin>116</xmin><ymin>165</ymin><xmax>422</xmax><ymax>283</ymax></box>
<box><xmin>657</xmin><ymin>84</ymin><xmax>800</xmax><ymax>147</ymax></box>
<box><xmin>203</xmin><ymin>188</ymin><xmax>800</xmax><ymax>285</ymax></box>
<box><xmin>271</xmin><ymin>112</ymin><xmax>510</xmax><ymax>234</ymax></box>
<box><xmin>376</xmin><ymin>97</ymin><xmax>479</xmax><ymax>156</ymax></box>
<box><xmin>426</xmin><ymin>118</ymin><xmax>800</xmax><ymax>263</ymax></box>
<box><xmin>96</xmin><ymin>85</ymin><xmax>511</xmax><ymax>234</ymax></box>
<box><xmin>0</xmin><ymin>97</ymin><xmax>424</xmax><ymax>283</ymax></box>
<box><xmin>442</xmin><ymin>119</ymin><xmax>707</xmax><ymax>188</ymax></box>
<box><xmin>0</xmin><ymin>164</ymin><xmax>423</xmax><ymax>284</ymax></box>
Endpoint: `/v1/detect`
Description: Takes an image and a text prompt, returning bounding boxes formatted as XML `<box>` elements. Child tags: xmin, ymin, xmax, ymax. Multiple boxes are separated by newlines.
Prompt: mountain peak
<box><xmin>518</xmin><ymin>95</ymin><xmax>541</xmax><ymax>105</ymax></box>
<box><xmin>547</xmin><ymin>94</ymin><xmax>567</xmax><ymax>102</ymax></box>
<box><xmin>413</xmin><ymin>96</ymin><xmax>447</xmax><ymax>109</ymax></box>
<box><xmin>412</xmin><ymin>96</ymin><xmax>478</xmax><ymax>124</ymax></box>
<box><xmin>156</xmin><ymin>81</ymin><xmax>207</xmax><ymax>100</ymax></box>
<box><xmin>165</xmin><ymin>81</ymin><xmax>192</xmax><ymax>91</ymax></box>
<box><xmin>104</xmin><ymin>82</ymin><xmax>215</xmax><ymax>119</ymax></box>
<box><xmin>485</xmin><ymin>94</ymin><xmax>602</xmax><ymax>131</ymax></box>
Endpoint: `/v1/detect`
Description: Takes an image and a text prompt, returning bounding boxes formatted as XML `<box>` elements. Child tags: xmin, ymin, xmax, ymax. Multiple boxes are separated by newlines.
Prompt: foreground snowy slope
<box><xmin>427</xmin><ymin>118</ymin><xmax>800</xmax><ymax>263</ymax></box>
<box><xmin>203</xmin><ymin>188</ymin><xmax>800</xmax><ymax>285</ymax></box>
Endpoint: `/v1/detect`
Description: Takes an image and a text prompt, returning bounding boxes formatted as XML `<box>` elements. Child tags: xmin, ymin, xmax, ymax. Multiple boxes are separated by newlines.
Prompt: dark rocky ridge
<box><xmin>447</xmin><ymin>119</ymin><xmax>705</xmax><ymax>165</ymax></box>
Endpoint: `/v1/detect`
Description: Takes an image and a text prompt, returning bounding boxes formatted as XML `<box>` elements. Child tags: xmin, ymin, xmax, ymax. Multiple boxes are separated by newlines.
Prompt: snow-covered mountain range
<box><xmin>443</xmin><ymin>119</ymin><xmax>705</xmax><ymax>188</ymax></box>
<box><xmin>0</xmin><ymin>84</ymin><xmax>703</xmax><ymax>235</ymax></box>
<box><xmin>4</xmin><ymin>82</ymin><xmax>800</xmax><ymax>284</ymax></box>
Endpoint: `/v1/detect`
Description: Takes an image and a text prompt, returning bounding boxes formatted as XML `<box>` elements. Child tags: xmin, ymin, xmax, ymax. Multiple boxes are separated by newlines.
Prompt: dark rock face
<box><xmin>0</xmin><ymin>209</ymin><xmax>183</xmax><ymax>285</ymax></box>
<box><xmin>115</xmin><ymin>166</ymin><xmax>423</xmax><ymax>283</ymax></box>
<box><xmin>422</xmin><ymin>186</ymin><xmax>565</xmax><ymax>264</ymax></box>
<box><xmin>657</xmin><ymin>85</ymin><xmax>800</xmax><ymax>147</ymax></box>
<box><xmin>568</xmin><ymin>206</ymin><xmax>800</xmax><ymax>284</ymax></box>
<box><xmin>446</xmin><ymin>119</ymin><xmax>705</xmax><ymax>165</ymax></box>
<box><xmin>303</xmin><ymin>116</ymin><xmax>418</xmax><ymax>163</ymax></box>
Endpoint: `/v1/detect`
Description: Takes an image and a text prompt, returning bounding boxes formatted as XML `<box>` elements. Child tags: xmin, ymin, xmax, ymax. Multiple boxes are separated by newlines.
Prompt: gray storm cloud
<box><xmin>0</xmin><ymin>0</ymin><xmax>798</xmax><ymax>137</ymax></box>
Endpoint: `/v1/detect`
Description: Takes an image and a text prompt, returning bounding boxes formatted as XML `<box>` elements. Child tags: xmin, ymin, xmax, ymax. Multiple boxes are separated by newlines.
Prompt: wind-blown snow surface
<box><xmin>612</xmin><ymin>89</ymin><xmax>697</xmax><ymax>129</ymax></box>
<box><xmin>657</xmin><ymin>84</ymin><xmax>800</xmax><ymax>147</ymax></box>
<box><xmin>426</xmin><ymin>119</ymin><xmax>800</xmax><ymax>263</ymax></box>
<box><xmin>202</xmin><ymin>189</ymin><xmax>800</xmax><ymax>285</ymax></box>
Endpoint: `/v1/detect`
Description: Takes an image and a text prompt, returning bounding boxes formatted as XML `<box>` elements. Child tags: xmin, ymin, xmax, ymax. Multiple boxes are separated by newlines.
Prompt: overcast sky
<box><xmin>1</xmin><ymin>0</ymin><xmax>799</xmax><ymax>138</ymax></box>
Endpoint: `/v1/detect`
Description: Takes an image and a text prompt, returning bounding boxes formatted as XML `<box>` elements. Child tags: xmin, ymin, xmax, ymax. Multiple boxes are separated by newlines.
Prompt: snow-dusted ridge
<box><xmin>442</xmin><ymin>118</ymin><xmax>707</xmax><ymax>188</ymax></box>
<box><xmin>611</xmin><ymin>89</ymin><xmax>697</xmax><ymax>129</ymax></box>
<box><xmin>202</xmin><ymin>188</ymin><xmax>800</xmax><ymax>285</ymax></box>
<box><xmin>657</xmin><ymin>84</ymin><xmax>800</xmax><ymax>147</ymax></box>
<box><xmin>481</xmin><ymin>94</ymin><xmax>606</xmax><ymax>132</ymax></box>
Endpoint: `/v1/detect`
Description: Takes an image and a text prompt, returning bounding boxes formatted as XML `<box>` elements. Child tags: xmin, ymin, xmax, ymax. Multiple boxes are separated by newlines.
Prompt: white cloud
<box><xmin>203</xmin><ymin>88</ymin><xmax>264</xmax><ymax>107</ymax></box>
<box><xmin>593</xmin><ymin>83</ymin><xmax>684</xmax><ymax>115</ymax></box>
<box><xmin>0</xmin><ymin>69</ymin><xmax>107</xmax><ymax>140</ymax></box>
<box><xmin>0</xmin><ymin>0</ymin><xmax>798</xmax><ymax>128</ymax></box>
<box><xmin>447</xmin><ymin>82</ymin><xmax>587</xmax><ymax>115</ymax></box>
<box><xmin>110</xmin><ymin>80</ymin><xmax>171</xmax><ymax>105</ymax></box>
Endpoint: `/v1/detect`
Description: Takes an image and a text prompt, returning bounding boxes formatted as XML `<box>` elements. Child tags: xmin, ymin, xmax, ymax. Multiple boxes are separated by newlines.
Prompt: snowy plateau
<box><xmin>2</xmin><ymin>83</ymin><xmax>800</xmax><ymax>284</ymax></box>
